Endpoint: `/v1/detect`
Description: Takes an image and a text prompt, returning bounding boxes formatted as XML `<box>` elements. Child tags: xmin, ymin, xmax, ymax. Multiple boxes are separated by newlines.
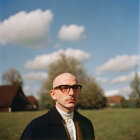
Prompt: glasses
<box><xmin>53</xmin><ymin>84</ymin><xmax>82</xmax><ymax>94</ymax></box>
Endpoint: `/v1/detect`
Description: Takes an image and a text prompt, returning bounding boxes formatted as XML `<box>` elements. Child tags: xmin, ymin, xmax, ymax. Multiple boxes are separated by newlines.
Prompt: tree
<box><xmin>77</xmin><ymin>77</ymin><xmax>106</xmax><ymax>109</ymax></box>
<box><xmin>2</xmin><ymin>68</ymin><xmax>23</xmax><ymax>87</ymax></box>
<box><xmin>38</xmin><ymin>54</ymin><xmax>107</xmax><ymax>109</ymax></box>
<box><xmin>129</xmin><ymin>72</ymin><xmax>140</xmax><ymax>107</ymax></box>
<box><xmin>120</xmin><ymin>97</ymin><xmax>128</xmax><ymax>108</ymax></box>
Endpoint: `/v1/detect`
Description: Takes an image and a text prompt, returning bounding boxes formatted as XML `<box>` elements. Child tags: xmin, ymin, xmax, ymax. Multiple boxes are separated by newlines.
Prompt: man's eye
<box><xmin>61</xmin><ymin>86</ymin><xmax>69</xmax><ymax>90</ymax></box>
<box><xmin>73</xmin><ymin>87</ymin><xmax>77</xmax><ymax>90</ymax></box>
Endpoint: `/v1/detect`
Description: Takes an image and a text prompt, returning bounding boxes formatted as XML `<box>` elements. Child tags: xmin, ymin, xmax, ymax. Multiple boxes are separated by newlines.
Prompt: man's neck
<box><xmin>55</xmin><ymin>104</ymin><xmax>74</xmax><ymax>113</ymax></box>
<box><xmin>56</xmin><ymin>106</ymin><xmax>74</xmax><ymax>118</ymax></box>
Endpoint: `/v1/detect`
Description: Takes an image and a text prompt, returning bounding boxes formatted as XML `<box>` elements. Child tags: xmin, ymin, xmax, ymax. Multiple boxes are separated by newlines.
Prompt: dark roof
<box><xmin>0</xmin><ymin>85</ymin><xmax>26</xmax><ymax>107</ymax></box>
<box><xmin>27</xmin><ymin>96</ymin><xmax>38</xmax><ymax>105</ymax></box>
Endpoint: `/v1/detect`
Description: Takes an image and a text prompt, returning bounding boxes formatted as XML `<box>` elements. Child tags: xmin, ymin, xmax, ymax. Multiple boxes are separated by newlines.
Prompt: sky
<box><xmin>0</xmin><ymin>0</ymin><xmax>139</xmax><ymax>99</ymax></box>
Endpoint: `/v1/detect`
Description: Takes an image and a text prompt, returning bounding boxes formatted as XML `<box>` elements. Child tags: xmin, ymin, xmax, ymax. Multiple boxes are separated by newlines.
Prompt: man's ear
<box><xmin>50</xmin><ymin>90</ymin><xmax>57</xmax><ymax>101</ymax></box>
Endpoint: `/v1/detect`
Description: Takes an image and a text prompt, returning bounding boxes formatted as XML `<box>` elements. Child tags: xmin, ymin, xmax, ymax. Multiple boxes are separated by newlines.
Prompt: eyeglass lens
<box><xmin>54</xmin><ymin>85</ymin><xmax>82</xmax><ymax>93</ymax></box>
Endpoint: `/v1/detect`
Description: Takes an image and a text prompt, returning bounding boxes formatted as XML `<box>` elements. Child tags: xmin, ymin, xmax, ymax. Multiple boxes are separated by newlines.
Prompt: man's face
<box><xmin>51</xmin><ymin>73</ymin><xmax>81</xmax><ymax>113</ymax></box>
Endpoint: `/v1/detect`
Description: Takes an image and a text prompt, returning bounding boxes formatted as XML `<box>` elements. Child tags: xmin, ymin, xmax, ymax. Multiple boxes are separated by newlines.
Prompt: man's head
<box><xmin>50</xmin><ymin>73</ymin><xmax>82</xmax><ymax>113</ymax></box>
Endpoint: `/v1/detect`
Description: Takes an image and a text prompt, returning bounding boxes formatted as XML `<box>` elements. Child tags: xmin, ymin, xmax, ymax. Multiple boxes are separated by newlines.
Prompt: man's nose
<box><xmin>69</xmin><ymin>87</ymin><xmax>74</xmax><ymax>95</ymax></box>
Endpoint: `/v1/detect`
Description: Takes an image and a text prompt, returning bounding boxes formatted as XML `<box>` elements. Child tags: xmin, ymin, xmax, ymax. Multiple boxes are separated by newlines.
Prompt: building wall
<box><xmin>0</xmin><ymin>107</ymin><xmax>11</xmax><ymax>112</ymax></box>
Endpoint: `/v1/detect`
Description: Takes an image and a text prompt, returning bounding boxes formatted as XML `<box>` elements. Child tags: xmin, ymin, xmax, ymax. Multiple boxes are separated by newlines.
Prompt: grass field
<box><xmin>0</xmin><ymin>108</ymin><xmax>140</xmax><ymax>140</ymax></box>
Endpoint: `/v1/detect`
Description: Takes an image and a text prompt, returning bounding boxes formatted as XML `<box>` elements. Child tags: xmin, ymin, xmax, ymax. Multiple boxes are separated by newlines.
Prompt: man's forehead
<box><xmin>53</xmin><ymin>73</ymin><xmax>78</xmax><ymax>88</ymax></box>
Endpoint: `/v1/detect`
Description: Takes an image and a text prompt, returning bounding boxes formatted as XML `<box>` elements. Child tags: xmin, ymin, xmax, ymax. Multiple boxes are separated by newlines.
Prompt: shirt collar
<box><xmin>56</xmin><ymin>106</ymin><xmax>74</xmax><ymax>119</ymax></box>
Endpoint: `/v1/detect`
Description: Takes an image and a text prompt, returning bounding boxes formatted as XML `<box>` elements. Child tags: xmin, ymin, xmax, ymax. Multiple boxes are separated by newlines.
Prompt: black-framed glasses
<box><xmin>53</xmin><ymin>84</ymin><xmax>82</xmax><ymax>94</ymax></box>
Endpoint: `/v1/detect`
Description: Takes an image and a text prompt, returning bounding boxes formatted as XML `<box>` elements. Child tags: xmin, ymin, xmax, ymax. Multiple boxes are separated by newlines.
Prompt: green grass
<box><xmin>0</xmin><ymin>108</ymin><xmax>140</xmax><ymax>140</ymax></box>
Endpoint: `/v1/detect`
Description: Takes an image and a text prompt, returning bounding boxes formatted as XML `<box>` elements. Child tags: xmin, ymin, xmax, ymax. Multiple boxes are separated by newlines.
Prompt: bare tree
<box><xmin>2</xmin><ymin>68</ymin><xmax>23</xmax><ymax>87</ymax></box>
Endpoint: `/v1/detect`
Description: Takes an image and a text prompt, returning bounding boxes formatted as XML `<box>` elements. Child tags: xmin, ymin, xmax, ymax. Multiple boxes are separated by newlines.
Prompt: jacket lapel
<box><xmin>47</xmin><ymin>107</ymin><xmax>71</xmax><ymax>140</ymax></box>
<box><xmin>75</xmin><ymin>120</ymin><xmax>83</xmax><ymax>140</ymax></box>
<box><xmin>74</xmin><ymin>110</ymin><xmax>84</xmax><ymax>140</ymax></box>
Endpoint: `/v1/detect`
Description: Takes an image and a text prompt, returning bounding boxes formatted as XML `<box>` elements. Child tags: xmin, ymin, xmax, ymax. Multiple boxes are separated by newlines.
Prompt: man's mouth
<box><xmin>67</xmin><ymin>99</ymin><xmax>76</xmax><ymax>103</ymax></box>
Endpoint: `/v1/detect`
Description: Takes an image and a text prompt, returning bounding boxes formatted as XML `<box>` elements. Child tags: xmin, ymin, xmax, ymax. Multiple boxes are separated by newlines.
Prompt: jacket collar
<box><xmin>48</xmin><ymin>106</ymin><xmax>64</xmax><ymax>124</ymax></box>
<box><xmin>47</xmin><ymin>106</ymin><xmax>80</xmax><ymax>124</ymax></box>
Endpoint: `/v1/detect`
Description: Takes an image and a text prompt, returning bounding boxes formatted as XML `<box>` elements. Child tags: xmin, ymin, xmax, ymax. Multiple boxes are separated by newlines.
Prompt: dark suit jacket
<box><xmin>20</xmin><ymin>107</ymin><xmax>95</xmax><ymax>140</ymax></box>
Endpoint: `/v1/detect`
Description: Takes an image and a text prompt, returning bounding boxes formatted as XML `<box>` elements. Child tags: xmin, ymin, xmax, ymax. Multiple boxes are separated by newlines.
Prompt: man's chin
<box><xmin>66</xmin><ymin>103</ymin><xmax>75</xmax><ymax>109</ymax></box>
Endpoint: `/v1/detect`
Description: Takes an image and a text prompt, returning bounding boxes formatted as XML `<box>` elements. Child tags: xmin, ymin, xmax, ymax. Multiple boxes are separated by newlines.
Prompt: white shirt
<box><xmin>56</xmin><ymin>107</ymin><xmax>76</xmax><ymax>140</ymax></box>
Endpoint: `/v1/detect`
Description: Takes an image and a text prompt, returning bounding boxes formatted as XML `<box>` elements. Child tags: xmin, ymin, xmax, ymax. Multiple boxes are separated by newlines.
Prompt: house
<box><xmin>0</xmin><ymin>85</ymin><xmax>38</xmax><ymax>112</ymax></box>
<box><xmin>26</xmin><ymin>95</ymin><xmax>39</xmax><ymax>111</ymax></box>
<box><xmin>107</xmin><ymin>95</ymin><xmax>123</xmax><ymax>107</ymax></box>
<box><xmin>0</xmin><ymin>85</ymin><xmax>29</xmax><ymax>112</ymax></box>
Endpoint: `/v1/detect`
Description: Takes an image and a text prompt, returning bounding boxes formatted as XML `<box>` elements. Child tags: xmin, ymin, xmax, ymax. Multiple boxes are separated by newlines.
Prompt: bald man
<box><xmin>20</xmin><ymin>73</ymin><xmax>95</xmax><ymax>140</ymax></box>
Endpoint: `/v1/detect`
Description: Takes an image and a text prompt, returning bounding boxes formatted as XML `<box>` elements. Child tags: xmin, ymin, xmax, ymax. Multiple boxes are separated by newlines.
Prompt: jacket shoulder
<box><xmin>20</xmin><ymin>107</ymin><xmax>63</xmax><ymax>140</ymax></box>
<box><xmin>25</xmin><ymin>106</ymin><xmax>59</xmax><ymax>126</ymax></box>
<box><xmin>20</xmin><ymin>112</ymin><xmax>49</xmax><ymax>139</ymax></box>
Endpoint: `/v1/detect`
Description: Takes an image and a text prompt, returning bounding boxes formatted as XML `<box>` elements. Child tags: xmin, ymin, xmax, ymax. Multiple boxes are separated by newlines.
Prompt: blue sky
<box><xmin>0</xmin><ymin>0</ymin><xmax>139</xmax><ymax>98</ymax></box>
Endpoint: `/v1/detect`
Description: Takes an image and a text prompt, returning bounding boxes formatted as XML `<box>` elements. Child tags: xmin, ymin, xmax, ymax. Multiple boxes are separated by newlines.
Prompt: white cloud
<box><xmin>25</xmin><ymin>48</ymin><xmax>90</xmax><ymax>70</ymax></box>
<box><xmin>105</xmin><ymin>89</ymin><xmax>119</xmax><ymax>96</ymax></box>
<box><xmin>64</xmin><ymin>48</ymin><xmax>90</xmax><ymax>61</ymax></box>
<box><xmin>23</xmin><ymin>72</ymin><xmax>48</xmax><ymax>81</ymax></box>
<box><xmin>105</xmin><ymin>86</ymin><xmax>132</xmax><ymax>97</ymax></box>
<box><xmin>0</xmin><ymin>9</ymin><xmax>53</xmax><ymax>48</ymax></box>
<box><xmin>96</xmin><ymin>55</ymin><xmax>140</xmax><ymax>74</ymax></box>
<box><xmin>111</xmin><ymin>72</ymin><xmax>134</xmax><ymax>84</ymax></box>
<box><xmin>96</xmin><ymin>77</ymin><xmax>108</xmax><ymax>84</ymax></box>
<box><xmin>111</xmin><ymin>72</ymin><xmax>140</xmax><ymax>84</ymax></box>
<box><xmin>58</xmin><ymin>24</ymin><xmax>85</xmax><ymax>41</ymax></box>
